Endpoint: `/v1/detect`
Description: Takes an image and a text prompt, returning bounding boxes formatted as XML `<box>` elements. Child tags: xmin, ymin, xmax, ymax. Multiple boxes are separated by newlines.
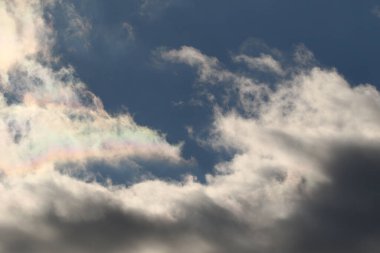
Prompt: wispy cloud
<box><xmin>122</xmin><ymin>21</ymin><xmax>135</xmax><ymax>40</ymax></box>
<box><xmin>372</xmin><ymin>5</ymin><xmax>380</xmax><ymax>18</ymax></box>
<box><xmin>234</xmin><ymin>54</ymin><xmax>285</xmax><ymax>75</ymax></box>
<box><xmin>139</xmin><ymin>0</ymin><xmax>176</xmax><ymax>18</ymax></box>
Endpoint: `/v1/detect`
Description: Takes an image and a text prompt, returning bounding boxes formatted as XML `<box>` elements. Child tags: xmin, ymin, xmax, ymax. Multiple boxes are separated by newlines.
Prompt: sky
<box><xmin>0</xmin><ymin>0</ymin><xmax>379</xmax><ymax>252</ymax></box>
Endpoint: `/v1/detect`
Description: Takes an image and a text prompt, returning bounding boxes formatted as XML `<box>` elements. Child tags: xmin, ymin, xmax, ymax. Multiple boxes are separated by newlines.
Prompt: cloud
<box><xmin>276</xmin><ymin>143</ymin><xmax>380</xmax><ymax>253</ymax></box>
<box><xmin>162</xmin><ymin>46</ymin><xmax>380</xmax><ymax>252</ymax></box>
<box><xmin>0</xmin><ymin>0</ymin><xmax>53</xmax><ymax>82</ymax></box>
<box><xmin>0</xmin><ymin>0</ymin><xmax>182</xmax><ymax>175</ymax></box>
<box><xmin>0</xmin><ymin>1</ymin><xmax>379</xmax><ymax>252</ymax></box>
<box><xmin>50</xmin><ymin>1</ymin><xmax>92</xmax><ymax>52</ymax></box>
<box><xmin>234</xmin><ymin>54</ymin><xmax>285</xmax><ymax>75</ymax></box>
<box><xmin>0</xmin><ymin>171</ymin><xmax>254</xmax><ymax>253</ymax></box>
<box><xmin>161</xmin><ymin>46</ymin><xmax>232</xmax><ymax>83</ymax></box>
<box><xmin>122</xmin><ymin>21</ymin><xmax>135</xmax><ymax>40</ymax></box>
<box><xmin>161</xmin><ymin>46</ymin><xmax>272</xmax><ymax>113</ymax></box>
<box><xmin>293</xmin><ymin>43</ymin><xmax>316</xmax><ymax>66</ymax></box>
<box><xmin>372</xmin><ymin>5</ymin><xmax>380</xmax><ymax>18</ymax></box>
<box><xmin>139</xmin><ymin>0</ymin><xmax>179</xmax><ymax>18</ymax></box>
<box><xmin>48</xmin><ymin>1</ymin><xmax>136</xmax><ymax>59</ymax></box>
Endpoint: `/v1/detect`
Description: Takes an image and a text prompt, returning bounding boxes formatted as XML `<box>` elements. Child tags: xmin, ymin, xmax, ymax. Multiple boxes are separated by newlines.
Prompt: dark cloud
<box><xmin>276</xmin><ymin>143</ymin><xmax>380</xmax><ymax>253</ymax></box>
<box><xmin>0</xmin><ymin>190</ymin><xmax>255</xmax><ymax>253</ymax></box>
<box><xmin>4</xmin><ymin>142</ymin><xmax>379</xmax><ymax>253</ymax></box>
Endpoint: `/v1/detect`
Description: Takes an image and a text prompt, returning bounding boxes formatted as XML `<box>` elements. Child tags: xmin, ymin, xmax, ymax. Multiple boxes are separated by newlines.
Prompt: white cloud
<box><xmin>162</xmin><ymin>46</ymin><xmax>380</xmax><ymax>243</ymax></box>
<box><xmin>162</xmin><ymin>46</ymin><xmax>270</xmax><ymax>113</ymax></box>
<box><xmin>162</xmin><ymin>46</ymin><xmax>233</xmax><ymax>83</ymax></box>
<box><xmin>0</xmin><ymin>1</ymin><xmax>379</xmax><ymax>252</ymax></box>
<box><xmin>234</xmin><ymin>54</ymin><xmax>285</xmax><ymax>75</ymax></box>
<box><xmin>0</xmin><ymin>0</ymin><xmax>53</xmax><ymax>83</ymax></box>
<box><xmin>0</xmin><ymin>0</ymin><xmax>183</xmax><ymax>175</ymax></box>
<box><xmin>207</xmin><ymin>67</ymin><xmax>380</xmax><ymax>214</ymax></box>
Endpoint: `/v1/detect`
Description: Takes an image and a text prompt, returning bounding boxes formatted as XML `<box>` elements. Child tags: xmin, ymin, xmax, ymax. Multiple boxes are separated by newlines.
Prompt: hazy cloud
<box><xmin>372</xmin><ymin>5</ymin><xmax>380</xmax><ymax>18</ymax></box>
<box><xmin>122</xmin><ymin>21</ymin><xmax>135</xmax><ymax>40</ymax></box>
<box><xmin>234</xmin><ymin>54</ymin><xmax>285</xmax><ymax>75</ymax></box>
<box><xmin>139</xmin><ymin>0</ymin><xmax>177</xmax><ymax>18</ymax></box>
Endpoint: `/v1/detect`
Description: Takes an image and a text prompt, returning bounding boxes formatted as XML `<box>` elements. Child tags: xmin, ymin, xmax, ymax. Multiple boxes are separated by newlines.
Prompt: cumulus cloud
<box><xmin>161</xmin><ymin>46</ymin><xmax>380</xmax><ymax>252</ymax></box>
<box><xmin>0</xmin><ymin>1</ymin><xmax>379</xmax><ymax>252</ymax></box>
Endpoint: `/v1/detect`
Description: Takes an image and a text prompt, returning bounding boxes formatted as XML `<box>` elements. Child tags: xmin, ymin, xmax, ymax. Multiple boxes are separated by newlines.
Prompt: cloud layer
<box><xmin>0</xmin><ymin>1</ymin><xmax>379</xmax><ymax>252</ymax></box>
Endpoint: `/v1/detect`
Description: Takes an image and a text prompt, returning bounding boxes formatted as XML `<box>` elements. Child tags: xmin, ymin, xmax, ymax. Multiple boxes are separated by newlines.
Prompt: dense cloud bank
<box><xmin>0</xmin><ymin>1</ymin><xmax>379</xmax><ymax>252</ymax></box>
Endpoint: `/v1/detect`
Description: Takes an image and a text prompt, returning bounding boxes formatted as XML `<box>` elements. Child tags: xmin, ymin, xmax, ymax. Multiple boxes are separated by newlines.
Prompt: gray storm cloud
<box><xmin>0</xmin><ymin>1</ymin><xmax>379</xmax><ymax>253</ymax></box>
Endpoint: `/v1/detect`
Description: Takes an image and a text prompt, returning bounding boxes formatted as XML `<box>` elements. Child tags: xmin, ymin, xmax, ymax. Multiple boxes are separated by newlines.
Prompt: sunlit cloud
<box><xmin>0</xmin><ymin>1</ymin><xmax>379</xmax><ymax>252</ymax></box>
<box><xmin>233</xmin><ymin>54</ymin><xmax>285</xmax><ymax>75</ymax></box>
<box><xmin>0</xmin><ymin>0</ymin><xmax>182</xmax><ymax>175</ymax></box>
